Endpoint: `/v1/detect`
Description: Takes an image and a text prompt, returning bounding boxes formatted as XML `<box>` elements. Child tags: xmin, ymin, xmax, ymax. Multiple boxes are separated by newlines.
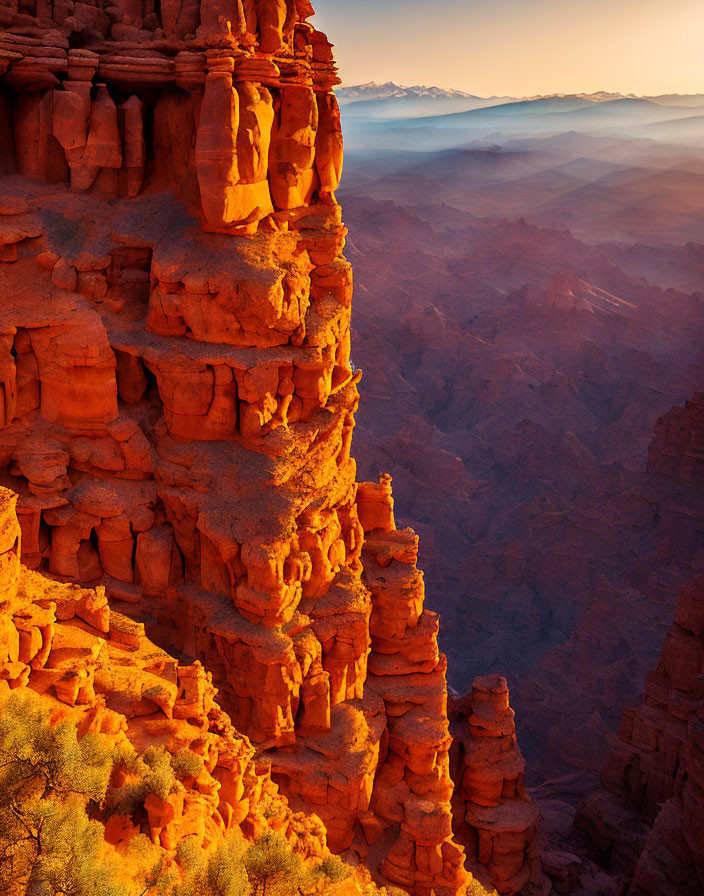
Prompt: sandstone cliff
<box><xmin>0</xmin><ymin>2</ymin><xmax>477</xmax><ymax>893</ymax></box>
<box><xmin>0</xmin><ymin>484</ymin><xmax>379</xmax><ymax>894</ymax></box>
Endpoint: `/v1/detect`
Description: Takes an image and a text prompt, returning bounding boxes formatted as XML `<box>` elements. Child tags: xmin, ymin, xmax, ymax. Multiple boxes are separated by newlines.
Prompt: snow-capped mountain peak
<box><xmin>336</xmin><ymin>82</ymin><xmax>480</xmax><ymax>102</ymax></box>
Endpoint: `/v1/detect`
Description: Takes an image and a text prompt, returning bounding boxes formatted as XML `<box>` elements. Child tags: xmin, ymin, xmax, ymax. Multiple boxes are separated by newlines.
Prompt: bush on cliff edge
<box><xmin>0</xmin><ymin>690</ymin><xmax>353</xmax><ymax>896</ymax></box>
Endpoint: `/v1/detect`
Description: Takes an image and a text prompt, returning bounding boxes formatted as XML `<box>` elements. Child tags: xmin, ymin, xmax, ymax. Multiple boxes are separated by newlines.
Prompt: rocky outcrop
<box><xmin>576</xmin><ymin>576</ymin><xmax>704</xmax><ymax>895</ymax></box>
<box><xmin>0</xmin><ymin>484</ymin><xmax>362</xmax><ymax>891</ymax></box>
<box><xmin>0</xmin><ymin>2</ymin><xmax>477</xmax><ymax>894</ymax></box>
<box><xmin>450</xmin><ymin>675</ymin><xmax>546</xmax><ymax>896</ymax></box>
<box><xmin>358</xmin><ymin>477</ymin><xmax>469</xmax><ymax>895</ymax></box>
<box><xmin>647</xmin><ymin>392</ymin><xmax>704</xmax><ymax>482</ymax></box>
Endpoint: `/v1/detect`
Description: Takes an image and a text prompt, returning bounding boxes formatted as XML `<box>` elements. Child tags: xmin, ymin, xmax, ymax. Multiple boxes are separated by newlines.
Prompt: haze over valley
<box><xmin>342</xmin><ymin>82</ymin><xmax>704</xmax><ymax>798</ymax></box>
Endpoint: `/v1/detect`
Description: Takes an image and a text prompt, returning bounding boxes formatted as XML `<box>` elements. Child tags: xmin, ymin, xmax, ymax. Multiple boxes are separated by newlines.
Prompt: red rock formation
<box><xmin>450</xmin><ymin>675</ymin><xmax>547</xmax><ymax>896</ymax></box>
<box><xmin>359</xmin><ymin>477</ymin><xmax>469</xmax><ymax>895</ymax></box>
<box><xmin>0</xmin><ymin>3</ymin><xmax>477</xmax><ymax>894</ymax></box>
<box><xmin>647</xmin><ymin>392</ymin><xmax>704</xmax><ymax>482</ymax></box>
<box><xmin>0</xmin><ymin>484</ymin><xmax>356</xmax><ymax>891</ymax></box>
<box><xmin>576</xmin><ymin>576</ymin><xmax>704</xmax><ymax>895</ymax></box>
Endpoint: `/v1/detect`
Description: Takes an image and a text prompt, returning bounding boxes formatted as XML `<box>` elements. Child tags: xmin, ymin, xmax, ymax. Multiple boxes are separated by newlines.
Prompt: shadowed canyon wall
<box><xmin>575</xmin><ymin>396</ymin><xmax>704</xmax><ymax>895</ymax></box>
<box><xmin>577</xmin><ymin>575</ymin><xmax>704</xmax><ymax>896</ymax></box>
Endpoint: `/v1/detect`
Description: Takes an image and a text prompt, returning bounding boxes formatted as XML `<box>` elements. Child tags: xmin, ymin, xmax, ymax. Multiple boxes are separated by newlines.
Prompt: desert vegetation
<box><xmin>0</xmin><ymin>691</ymin><xmax>351</xmax><ymax>896</ymax></box>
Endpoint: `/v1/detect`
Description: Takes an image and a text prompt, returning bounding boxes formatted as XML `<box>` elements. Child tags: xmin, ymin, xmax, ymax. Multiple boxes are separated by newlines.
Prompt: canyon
<box><xmin>577</xmin><ymin>572</ymin><xmax>704</xmax><ymax>895</ymax></box>
<box><xmin>345</xmin><ymin>193</ymin><xmax>704</xmax><ymax>784</ymax></box>
<box><xmin>0</xmin><ymin>0</ymin><xmax>702</xmax><ymax>894</ymax></box>
<box><xmin>337</xmin><ymin>80</ymin><xmax>704</xmax><ymax>894</ymax></box>
<box><xmin>341</xmin><ymin>111</ymin><xmax>704</xmax><ymax>791</ymax></box>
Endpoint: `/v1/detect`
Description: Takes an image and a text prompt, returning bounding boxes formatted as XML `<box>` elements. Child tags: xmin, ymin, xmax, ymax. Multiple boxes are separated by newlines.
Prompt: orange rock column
<box><xmin>359</xmin><ymin>476</ymin><xmax>472</xmax><ymax>896</ymax></box>
<box><xmin>450</xmin><ymin>675</ymin><xmax>546</xmax><ymax>896</ymax></box>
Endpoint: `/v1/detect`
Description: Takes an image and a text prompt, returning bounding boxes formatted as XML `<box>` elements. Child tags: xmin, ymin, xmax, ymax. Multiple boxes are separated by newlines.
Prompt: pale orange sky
<box><xmin>313</xmin><ymin>0</ymin><xmax>704</xmax><ymax>97</ymax></box>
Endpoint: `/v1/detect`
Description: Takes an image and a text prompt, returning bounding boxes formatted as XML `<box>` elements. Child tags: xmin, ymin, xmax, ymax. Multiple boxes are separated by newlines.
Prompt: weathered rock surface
<box><xmin>0</xmin><ymin>484</ymin><xmax>370</xmax><ymax>892</ymax></box>
<box><xmin>450</xmin><ymin>675</ymin><xmax>547</xmax><ymax>896</ymax></box>
<box><xmin>359</xmin><ymin>478</ymin><xmax>469</xmax><ymax>895</ymax></box>
<box><xmin>647</xmin><ymin>392</ymin><xmax>704</xmax><ymax>483</ymax></box>
<box><xmin>576</xmin><ymin>576</ymin><xmax>704</xmax><ymax>895</ymax></box>
<box><xmin>0</xmin><ymin>3</ymin><xmax>478</xmax><ymax>894</ymax></box>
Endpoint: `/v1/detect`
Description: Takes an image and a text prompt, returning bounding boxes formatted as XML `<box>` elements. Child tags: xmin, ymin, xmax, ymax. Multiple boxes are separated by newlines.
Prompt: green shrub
<box><xmin>0</xmin><ymin>691</ymin><xmax>123</xmax><ymax>896</ymax></box>
<box><xmin>171</xmin><ymin>748</ymin><xmax>204</xmax><ymax>781</ymax></box>
<box><xmin>112</xmin><ymin>744</ymin><xmax>180</xmax><ymax>815</ymax></box>
<box><xmin>314</xmin><ymin>854</ymin><xmax>351</xmax><ymax>884</ymax></box>
<box><xmin>0</xmin><ymin>690</ymin><xmax>114</xmax><ymax>804</ymax></box>
<box><xmin>26</xmin><ymin>799</ymin><xmax>131</xmax><ymax>896</ymax></box>
<box><xmin>157</xmin><ymin>831</ymin><xmax>251</xmax><ymax>896</ymax></box>
<box><xmin>142</xmin><ymin>745</ymin><xmax>178</xmax><ymax>799</ymax></box>
<box><xmin>0</xmin><ymin>691</ymin><xmax>336</xmax><ymax>896</ymax></box>
<box><xmin>204</xmin><ymin>831</ymin><xmax>251</xmax><ymax>896</ymax></box>
<box><xmin>244</xmin><ymin>831</ymin><xmax>307</xmax><ymax>896</ymax></box>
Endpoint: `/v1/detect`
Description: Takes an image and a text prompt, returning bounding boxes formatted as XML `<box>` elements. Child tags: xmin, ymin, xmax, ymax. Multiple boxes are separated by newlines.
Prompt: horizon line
<box><xmin>336</xmin><ymin>81</ymin><xmax>704</xmax><ymax>100</ymax></box>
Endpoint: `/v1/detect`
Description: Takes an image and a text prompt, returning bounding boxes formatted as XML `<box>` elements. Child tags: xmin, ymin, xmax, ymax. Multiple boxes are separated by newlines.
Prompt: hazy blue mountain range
<box><xmin>337</xmin><ymin>84</ymin><xmax>704</xmax><ymax>152</ymax></box>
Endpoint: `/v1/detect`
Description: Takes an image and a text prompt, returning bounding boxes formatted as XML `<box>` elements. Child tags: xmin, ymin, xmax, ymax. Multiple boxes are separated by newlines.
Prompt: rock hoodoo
<box><xmin>577</xmin><ymin>576</ymin><xmax>704</xmax><ymax>895</ymax></box>
<box><xmin>450</xmin><ymin>675</ymin><xmax>546</xmax><ymax>896</ymax></box>
<box><xmin>0</xmin><ymin>1</ymin><xmax>475</xmax><ymax>893</ymax></box>
<box><xmin>359</xmin><ymin>477</ymin><xmax>469</xmax><ymax>894</ymax></box>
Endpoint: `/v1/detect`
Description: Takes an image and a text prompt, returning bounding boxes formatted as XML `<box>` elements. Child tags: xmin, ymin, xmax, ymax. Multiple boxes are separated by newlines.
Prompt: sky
<box><xmin>311</xmin><ymin>0</ymin><xmax>704</xmax><ymax>97</ymax></box>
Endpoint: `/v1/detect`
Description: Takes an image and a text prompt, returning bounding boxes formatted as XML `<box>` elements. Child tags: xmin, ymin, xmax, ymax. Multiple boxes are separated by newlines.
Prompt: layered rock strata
<box><xmin>0</xmin><ymin>484</ymin><xmax>362</xmax><ymax>891</ymax></box>
<box><xmin>357</xmin><ymin>477</ymin><xmax>469</xmax><ymax>895</ymax></box>
<box><xmin>576</xmin><ymin>577</ymin><xmax>704</xmax><ymax>895</ymax></box>
<box><xmin>450</xmin><ymin>675</ymin><xmax>546</xmax><ymax>896</ymax></box>
<box><xmin>0</xmin><ymin>3</ymin><xmax>473</xmax><ymax>893</ymax></box>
